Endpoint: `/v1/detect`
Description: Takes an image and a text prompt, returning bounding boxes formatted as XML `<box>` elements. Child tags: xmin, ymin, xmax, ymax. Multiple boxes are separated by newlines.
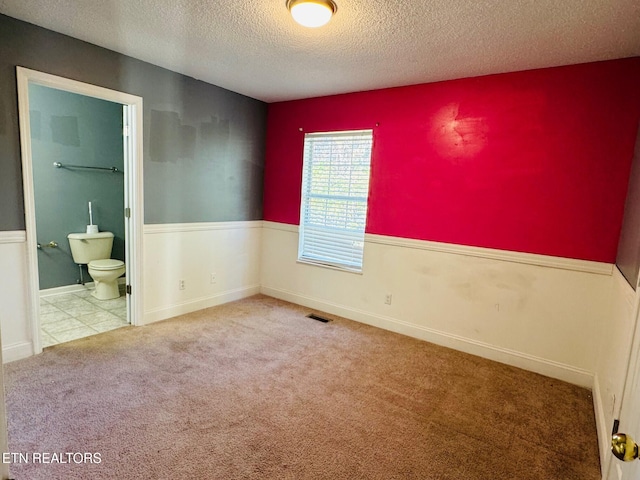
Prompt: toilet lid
<box><xmin>89</xmin><ymin>259</ymin><xmax>125</xmax><ymax>271</ymax></box>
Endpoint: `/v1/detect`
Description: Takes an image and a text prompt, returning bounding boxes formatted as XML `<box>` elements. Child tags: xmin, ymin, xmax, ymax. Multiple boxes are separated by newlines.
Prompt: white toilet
<box><xmin>67</xmin><ymin>232</ymin><xmax>125</xmax><ymax>300</ymax></box>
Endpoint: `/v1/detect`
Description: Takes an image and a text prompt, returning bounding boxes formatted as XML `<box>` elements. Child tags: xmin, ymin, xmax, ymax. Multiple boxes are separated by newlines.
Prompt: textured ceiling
<box><xmin>0</xmin><ymin>0</ymin><xmax>639</xmax><ymax>102</ymax></box>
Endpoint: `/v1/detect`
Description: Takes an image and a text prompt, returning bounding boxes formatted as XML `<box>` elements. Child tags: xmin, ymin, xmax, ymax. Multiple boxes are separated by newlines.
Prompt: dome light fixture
<box><xmin>287</xmin><ymin>0</ymin><xmax>337</xmax><ymax>28</ymax></box>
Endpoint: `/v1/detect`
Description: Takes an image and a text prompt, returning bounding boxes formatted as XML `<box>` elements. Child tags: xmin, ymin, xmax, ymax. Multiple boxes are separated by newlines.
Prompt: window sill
<box><xmin>296</xmin><ymin>258</ymin><xmax>363</xmax><ymax>275</ymax></box>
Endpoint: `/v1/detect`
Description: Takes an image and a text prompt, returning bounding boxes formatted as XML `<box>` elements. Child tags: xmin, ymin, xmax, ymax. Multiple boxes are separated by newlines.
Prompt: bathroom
<box><xmin>29</xmin><ymin>83</ymin><xmax>129</xmax><ymax>347</ymax></box>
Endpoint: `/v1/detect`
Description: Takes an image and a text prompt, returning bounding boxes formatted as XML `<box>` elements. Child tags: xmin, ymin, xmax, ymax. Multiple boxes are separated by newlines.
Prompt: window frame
<box><xmin>297</xmin><ymin>129</ymin><xmax>374</xmax><ymax>273</ymax></box>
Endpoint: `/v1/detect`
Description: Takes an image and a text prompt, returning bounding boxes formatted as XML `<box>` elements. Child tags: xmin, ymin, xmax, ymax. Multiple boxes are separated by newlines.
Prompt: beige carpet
<box><xmin>4</xmin><ymin>295</ymin><xmax>600</xmax><ymax>479</ymax></box>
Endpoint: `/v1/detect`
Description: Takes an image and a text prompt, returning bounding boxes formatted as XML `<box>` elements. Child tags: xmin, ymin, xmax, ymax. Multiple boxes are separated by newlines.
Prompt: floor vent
<box><xmin>306</xmin><ymin>313</ymin><xmax>330</xmax><ymax>323</ymax></box>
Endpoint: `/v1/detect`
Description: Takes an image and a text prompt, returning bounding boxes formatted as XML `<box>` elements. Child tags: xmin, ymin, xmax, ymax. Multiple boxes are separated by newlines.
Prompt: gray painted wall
<box><xmin>616</xmin><ymin>124</ymin><xmax>640</xmax><ymax>289</ymax></box>
<box><xmin>30</xmin><ymin>84</ymin><xmax>125</xmax><ymax>290</ymax></box>
<box><xmin>0</xmin><ymin>14</ymin><xmax>266</xmax><ymax>231</ymax></box>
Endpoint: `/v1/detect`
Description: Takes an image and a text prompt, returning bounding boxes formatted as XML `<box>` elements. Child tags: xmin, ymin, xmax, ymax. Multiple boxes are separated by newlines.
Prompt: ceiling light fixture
<box><xmin>287</xmin><ymin>0</ymin><xmax>337</xmax><ymax>28</ymax></box>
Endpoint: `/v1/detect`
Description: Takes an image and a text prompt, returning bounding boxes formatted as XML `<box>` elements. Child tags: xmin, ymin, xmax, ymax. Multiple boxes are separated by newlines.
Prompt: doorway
<box><xmin>16</xmin><ymin>67</ymin><xmax>144</xmax><ymax>354</ymax></box>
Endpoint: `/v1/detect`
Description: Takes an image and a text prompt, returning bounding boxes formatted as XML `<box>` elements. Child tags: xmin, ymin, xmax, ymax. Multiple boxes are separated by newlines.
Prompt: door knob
<box><xmin>612</xmin><ymin>433</ymin><xmax>639</xmax><ymax>461</ymax></box>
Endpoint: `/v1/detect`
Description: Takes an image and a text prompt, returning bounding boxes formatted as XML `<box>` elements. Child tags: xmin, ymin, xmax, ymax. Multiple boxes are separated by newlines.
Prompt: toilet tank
<box><xmin>67</xmin><ymin>232</ymin><xmax>114</xmax><ymax>264</ymax></box>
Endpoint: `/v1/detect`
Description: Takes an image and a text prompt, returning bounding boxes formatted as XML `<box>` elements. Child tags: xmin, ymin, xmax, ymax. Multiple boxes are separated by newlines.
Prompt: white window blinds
<box><xmin>298</xmin><ymin>130</ymin><xmax>373</xmax><ymax>271</ymax></box>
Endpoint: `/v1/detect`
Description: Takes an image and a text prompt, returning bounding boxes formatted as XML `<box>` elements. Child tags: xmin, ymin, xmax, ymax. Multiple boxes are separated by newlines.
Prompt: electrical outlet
<box><xmin>385</xmin><ymin>293</ymin><xmax>392</xmax><ymax>305</ymax></box>
<box><xmin>179</xmin><ymin>279</ymin><xmax>185</xmax><ymax>290</ymax></box>
<box><xmin>210</xmin><ymin>273</ymin><xmax>217</xmax><ymax>284</ymax></box>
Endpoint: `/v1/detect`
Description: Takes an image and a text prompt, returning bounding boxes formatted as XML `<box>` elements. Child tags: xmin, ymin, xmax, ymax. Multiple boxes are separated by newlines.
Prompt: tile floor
<box><xmin>39</xmin><ymin>287</ymin><xmax>129</xmax><ymax>347</ymax></box>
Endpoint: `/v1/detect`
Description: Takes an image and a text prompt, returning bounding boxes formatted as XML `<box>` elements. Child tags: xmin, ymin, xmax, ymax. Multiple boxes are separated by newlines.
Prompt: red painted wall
<box><xmin>263</xmin><ymin>58</ymin><xmax>640</xmax><ymax>263</ymax></box>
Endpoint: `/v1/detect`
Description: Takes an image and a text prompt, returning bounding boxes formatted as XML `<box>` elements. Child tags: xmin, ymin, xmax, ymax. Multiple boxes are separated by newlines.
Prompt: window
<box><xmin>298</xmin><ymin>130</ymin><xmax>373</xmax><ymax>272</ymax></box>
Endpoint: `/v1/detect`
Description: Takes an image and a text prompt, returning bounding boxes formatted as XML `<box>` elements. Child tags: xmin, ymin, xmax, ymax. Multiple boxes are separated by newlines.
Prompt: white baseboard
<box><xmin>40</xmin><ymin>278</ymin><xmax>126</xmax><ymax>298</ymax></box>
<box><xmin>40</xmin><ymin>283</ymin><xmax>94</xmax><ymax>297</ymax></box>
<box><xmin>2</xmin><ymin>341</ymin><xmax>34</xmax><ymax>363</ymax></box>
<box><xmin>261</xmin><ymin>285</ymin><xmax>594</xmax><ymax>388</ymax></box>
<box><xmin>143</xmin><ymin>284</ymin><xmax>261</xmax><ymax>325</ymax></box>
<box><xmin>592</xmin><ymin>374</ymin><xmax>609</xmax><ymax>479</ymax></box>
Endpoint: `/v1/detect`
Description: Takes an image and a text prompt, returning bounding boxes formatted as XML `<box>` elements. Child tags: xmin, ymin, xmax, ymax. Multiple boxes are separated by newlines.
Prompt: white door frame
<box><xmin>16</xmin><ymin>67</ymin><xmax>144</xmax><ymax>354</ymax></box>
<box><xmin>608</xmin><ymin>282</ymin><xmax>640</xmax><ymax>480</ymax></box>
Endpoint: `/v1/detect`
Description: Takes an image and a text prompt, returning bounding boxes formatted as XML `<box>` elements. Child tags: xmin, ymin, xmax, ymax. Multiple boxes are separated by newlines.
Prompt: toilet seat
<box><xmin>87</xmin><ymin>259</ymin><xmax>125</xmax><ymax>300</ymax></box>
<box><xmin>89</xmin><ymin>259</ymin><xmax>125</xmax><ymax>271</ymax></box>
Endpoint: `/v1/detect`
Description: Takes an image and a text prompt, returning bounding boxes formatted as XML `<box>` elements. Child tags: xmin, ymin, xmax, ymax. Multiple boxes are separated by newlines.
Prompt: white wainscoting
<box><xmin>143</xmin><ymin>221</ymin><xmax>263</xmax><ymax>324</ymax></box>
<box><xmin>0</xmin><ymin>222</ymin><xmax>263</xmax><ymax>361</ymax></box>
<box><xmin>0</xmin><ymin>231</ymin><xmax>34</xmax><ymax>362</ymax></box>
<box><xmin>593</xmin><ymin>267</ymin><xmax>637</xmax><ymax>476</ymax></box>
<box><xmin>261</xmin><ymin>221</ymin><xmax>614</xmax><ymax>388</ymax></box>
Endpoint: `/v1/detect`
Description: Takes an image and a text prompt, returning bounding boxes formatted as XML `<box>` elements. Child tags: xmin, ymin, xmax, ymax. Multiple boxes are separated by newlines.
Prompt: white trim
<box><xmin>0</xmin><ymin>231</ymin><xmax>26</xmax><ymax>244</ymax></box>
<box><xmin>0</xmin><ymin>335</ymin><xmax>8</xmax><ymax>480</ymax></box>
<box><xmin>16</xmin><ymin>67</ymin><xmax>42</xmax><ymax>355</ymax></box>
<box><xmin>124</xmin><ymin>97</ymin><xmax>145</xmax><ymax>330</ymax></box>
<box><xmin>17</xmin><ymin>67</ymin><xmax>143</xmax><ymax>106</ymax></box>
<box><xmin>39</xmin><ymin>278</ymin><xmax>126</xmax><ymax>298</ymax></box>
<box><xmin>296</xmin><ymin>258</ymin><xmax>364</xmax><ymax>275</ymax></box>
<box><xmin>144</xmin><ymin>221</ymin><xmax>263</xmax><ymax>235</ymax></box>
<box><xmin>595</xmin><ymin>267</ymin><xmax>637</xmax><ymax>480</ymax></box>
<box><xmin>40</xmin><ymin>284</ymin><xmax>94</xmax><ymax>297</ymax></box>
<box><xmin>16</xmin><ymin>67</ymin><xmax>144</xmax><ymax>356</ymax></box>
<box><xmin>593</xmin><ymin>374</ymin><xmax>609</xmax><ymax>478</ymax></box>
<box><xmin>262</xmin><ymin>221</ymin><xmax>613</xmax><ymax>276</ymax></box>
<box><xmin>607</xmin><ymin>253</ymin><xmax>640</xmax><ymax>480</ymax></box>
<box><xmin>143</xmin><ymin>284</ymin><xmax>261</xmax><ymax>325</ymax></box>
<box><xmin>298</xmin><ymin>130</ymin><xmax>373</xmax><ymax>273</ymax></box>
<box><xmin>261</xmin><ymin>285</ymin><xmax>594</xmax><ymax>388</ymax></box>
<box><xmin>263</xmin><ymin>221</ymin><xmax>298</xmax><ymax>233</ymax></box>
<box><xmin>2</xmin><ymin>342</ymin><xmax>34</xmax><ymax>364</ymax></box>
<box><xmin>366</xmin><ymin>233</ymin><xmax>613</xmax><ymax>276</ymax></box>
